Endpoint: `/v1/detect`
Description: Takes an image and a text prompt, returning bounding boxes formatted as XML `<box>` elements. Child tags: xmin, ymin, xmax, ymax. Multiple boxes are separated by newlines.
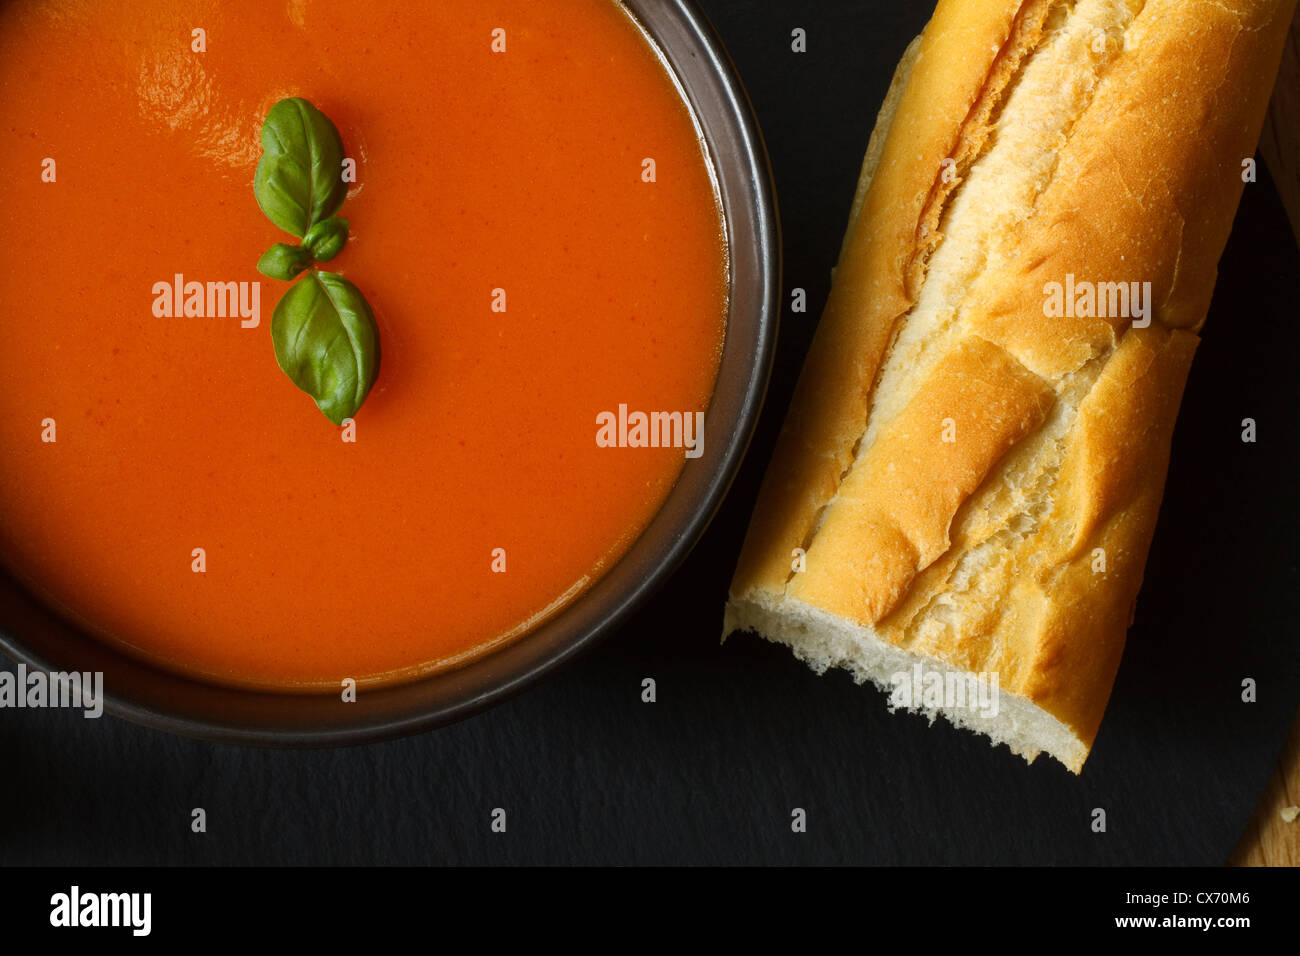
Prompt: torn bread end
<box><xmin>724</xmin><ymin>593</ymin><xmax>1089</xmax><ymax>774</ymax></box>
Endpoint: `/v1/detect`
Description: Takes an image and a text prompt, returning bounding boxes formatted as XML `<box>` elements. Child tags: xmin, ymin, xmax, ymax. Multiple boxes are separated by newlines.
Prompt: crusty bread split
<box><xmin>724</xmin><ymin>0</ymin><xmax>1296</xmax><ymax>772</ymax></box>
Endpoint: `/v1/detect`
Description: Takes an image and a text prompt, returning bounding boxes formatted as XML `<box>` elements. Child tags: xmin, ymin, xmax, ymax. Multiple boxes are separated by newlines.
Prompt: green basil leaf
<box><xmin>256</xmin><ymin>242</ymin><xmax>313</xmax><ymax>281</ymax></box>
<box><xmin>271</xmin><ymin>271</ymin><xmax>380</xmax><ymax>425</ymax></box>
<box><xmin>302</xmin><ymin>217</ymin><xmax>349</xmax><ymax>263</ymax></box>
<box><xmin>254</xmin><ymin>98</ymin><xmax>347</xmax><ymax>238</ymax></box>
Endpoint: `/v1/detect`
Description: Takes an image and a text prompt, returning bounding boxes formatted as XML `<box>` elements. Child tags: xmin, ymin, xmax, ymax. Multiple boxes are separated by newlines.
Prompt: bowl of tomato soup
<box><xmin>0</xmin><ymin>0</ymin><xmax>777</xmax><ymax>741</ymax></box>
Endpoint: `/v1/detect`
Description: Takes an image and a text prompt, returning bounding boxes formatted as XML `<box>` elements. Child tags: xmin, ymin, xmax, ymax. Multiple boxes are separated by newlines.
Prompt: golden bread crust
<box><xmin>727</xmin><ymin>0</ymin><xmax>1296</xmax><ymax>769</ymax></box>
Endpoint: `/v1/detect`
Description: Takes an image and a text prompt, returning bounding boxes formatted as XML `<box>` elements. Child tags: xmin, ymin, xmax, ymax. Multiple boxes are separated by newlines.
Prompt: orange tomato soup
<box><xmin>0</xmin><ymin>0</ymin><xmax>727</xmax><ymax>689</ymax></box>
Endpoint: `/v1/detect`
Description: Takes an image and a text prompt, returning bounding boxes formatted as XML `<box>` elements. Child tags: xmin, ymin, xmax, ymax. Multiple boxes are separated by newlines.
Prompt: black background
<box><xmin>2</xmin><ymin>0</ymin><xmax>1298</xmax><ymax>866</ymax></box>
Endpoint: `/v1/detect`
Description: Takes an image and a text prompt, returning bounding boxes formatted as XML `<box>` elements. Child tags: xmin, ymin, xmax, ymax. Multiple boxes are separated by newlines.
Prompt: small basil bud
<box><xmin>257</xmin><ymin>243</ymin><xmax>313</xmax><ymax>281</ymax></box>
<box><xmin>303</xmin><ymin>217</ymin><xmax>350</xmax><ymax>263</ymax></box>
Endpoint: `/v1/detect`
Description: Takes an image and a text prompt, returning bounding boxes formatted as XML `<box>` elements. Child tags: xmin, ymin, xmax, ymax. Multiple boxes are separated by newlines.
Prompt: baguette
<box><xmin>724</xmin><ymin>0</ymin><xmax>1297</xmax><ymax>772</ymax></box>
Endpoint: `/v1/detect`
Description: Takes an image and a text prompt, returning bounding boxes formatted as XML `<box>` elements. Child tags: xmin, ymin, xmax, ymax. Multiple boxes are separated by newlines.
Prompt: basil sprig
<box><xmin>253</xmin><ymin>98</ymin><xmax>380</xmax><ymax>425</ymax></box>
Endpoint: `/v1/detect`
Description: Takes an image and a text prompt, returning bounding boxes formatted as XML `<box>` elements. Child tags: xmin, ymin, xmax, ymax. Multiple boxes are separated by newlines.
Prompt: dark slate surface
<box><xmin>2</xmin><ymin>0</ymin><xmax>1297</xmax><ymax>866</ymax></box>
